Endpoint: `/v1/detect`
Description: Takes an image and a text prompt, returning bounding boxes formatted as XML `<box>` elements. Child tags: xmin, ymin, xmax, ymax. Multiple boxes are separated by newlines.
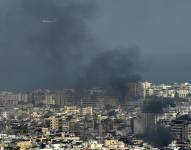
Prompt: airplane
<box><xmin>41</xmin><ymin>18</ymin><xmax>57</xmax><ymax>23</ymax></box>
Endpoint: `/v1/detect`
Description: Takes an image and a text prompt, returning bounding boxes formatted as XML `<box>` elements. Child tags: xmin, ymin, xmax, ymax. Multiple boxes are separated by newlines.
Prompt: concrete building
<box><xmin>54</xmin><ymin>89</ymin><xmax>77</xmax><ymax>107</ymax></box>
<box><xmin>45</xmin><ymin>116</ymin><xmax>63</xmax><ymax>132</ymax></box>
<box><xmin>44</xmin><ymin>94</ymin><xmax>56</xmax><ymax>105</ymax></box>
<box><xmin>130</xmin><ymin>81</ymin><xmax>152</xmax><ymax>99</ymax></box>
<box><xmin>63</xmin><ymin>106</ymin><xmax>80</xmax><ymax>114</ymax></box>
<box><xmin>82</xmin><ymin>106</ymin><xmax>93</xmax><ymax>116</ymax></box>
<box><xmin>176</xmin><ymin>89</ymin><xmax>189</xmax><ymax>98</ymax></box>
<box><xmin>17</xmin><ymin>93</ymin><xmax>29</xmax><ymax>103</ymax></box>
<box><xmin>171</xmin><ymin>114</ymin><xmax>191</xmax><ymax>149</ymax></box>
<box><xmin>0</xmin><ymin>92</ymin><xmax>18</xmax><ymax>107</ymax></box>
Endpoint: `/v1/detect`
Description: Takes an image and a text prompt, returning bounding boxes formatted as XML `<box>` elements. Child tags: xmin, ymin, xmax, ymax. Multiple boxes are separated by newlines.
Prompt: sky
<box><xmin>0</xmin><ymin>0</ymin><xmax>191</xmax><ymax>89</ymax></box>
<box><xmin>92</xmin><ymin>0</ymin><xmax>191</xmax><ymax>83</ymax></box>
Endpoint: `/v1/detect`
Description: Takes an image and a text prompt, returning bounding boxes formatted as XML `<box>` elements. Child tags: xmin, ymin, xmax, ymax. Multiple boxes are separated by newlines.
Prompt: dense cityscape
<box><xmin>0</xmin><ymin>0</ymin><xmax>191</xmax><ymax>150</ymax></box>
<box><xmin>0</xmin><ymin>81</ymin><xmax>190</xmax><ymax>149</ymax></box>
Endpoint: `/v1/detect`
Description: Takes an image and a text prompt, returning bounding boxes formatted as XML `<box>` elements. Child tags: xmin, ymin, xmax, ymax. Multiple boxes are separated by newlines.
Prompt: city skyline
<box><xmin>1</xmin><ymin>1</ymin><xmax>191</xmax><ymax>149</ymax></box>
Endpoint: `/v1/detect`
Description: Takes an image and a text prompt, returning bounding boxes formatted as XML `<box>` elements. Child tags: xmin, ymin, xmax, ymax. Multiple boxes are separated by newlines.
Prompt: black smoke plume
<box><xmin>142</xmin><ymin>125</ymin><xmax>172</xmax><ymax>148</ymax></box>
<box><xmin>0</xmin><ymin>0</ymin><xmax>143</xmax><ymax>91</ymax></box>
<box><xmin>80</xmin><ymin>46</ymin><xmax>142</xmax><ymax>103</ymax></box>
<box><xmin>143</xmin><ymin>97</ymin><xmax>167</xmax><ymax>114</ymax></box>
<box><xmin>141</xmin><ymin>98</ymin><xmax>173</xmax><ymax>147</ymax></box>
<box><xmin>0</xmin><ymin>0</ymin><xmax>97</xmax><ymax>89</ymax></box>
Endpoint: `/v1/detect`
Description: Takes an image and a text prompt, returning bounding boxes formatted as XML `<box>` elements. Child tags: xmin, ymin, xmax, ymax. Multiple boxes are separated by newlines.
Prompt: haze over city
<box><xmin>0</xmin><ymin>0</ymin><xmax>190</xmax><ymax>89</ymax></box>
<box><xmin>0</xmin><ymin>1</ymin><xmax>191</xmax><ymax>150</ymax></box>
<box><xmin>92</xmin><ymin>1</ymin><xmax>191</xmax><ymax>83</ymax></box>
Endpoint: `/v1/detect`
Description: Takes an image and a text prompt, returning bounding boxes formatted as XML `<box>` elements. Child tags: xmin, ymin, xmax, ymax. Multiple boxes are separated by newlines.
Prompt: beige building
<box><xmin>48</xmin><ymin>116</ymin><xmax>63</xmax><ymax>131</ymax></box>
<box><xmin>82</xmin><ymin>107</ymin><xmax>93</xmax><ymax>116</ymax></box>
<box><xmin>16</xmin><ymin>141</ymin><xmax>32</xmax><ymax>150</ymax></box>
<box><xmin>63</xmin><ymin>106</ymin><xmax>80</xmax><ymax>114</ymax></box>
<box><xmin>104</xmin><ymin>140</ymin><xmax>125</xmax><ymax>149</ymax></box>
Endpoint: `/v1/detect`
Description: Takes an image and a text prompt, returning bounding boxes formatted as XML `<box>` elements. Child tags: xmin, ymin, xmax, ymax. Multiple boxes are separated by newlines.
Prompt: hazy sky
<box><xmin>92</xmin><ymin>0</ymin><xmax>191</xmax><ymax>83</ymax></box>
<box><xmin>0</xmin><ymin>0</ymin><xmax>190</xmax><ymax>89</ymax></box>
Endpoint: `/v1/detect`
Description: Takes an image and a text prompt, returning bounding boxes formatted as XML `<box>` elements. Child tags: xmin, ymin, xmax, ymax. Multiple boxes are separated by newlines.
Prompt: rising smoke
<box><xmin>142</xmin><ymin>125</ymin><xmax>172</xmax><ymax>148</ymax></box>
<box><xmin>80</xmin><ymin>46</ymin><xmax>142</xmax><ymax>103</ymax></box>
<box><xmin>0</xmin><ymin>0</ymin><xmax>143</xmax><ymax>91</ymax></box>
<box><xmin>143</xmin><ymin>98</ymin><xmax>166</xmax><ymax>114</ymax></box>
<box><xmin>141</xmin><ymin>98</ymin><xmax>173</xmax><ymax>147</ymax></box>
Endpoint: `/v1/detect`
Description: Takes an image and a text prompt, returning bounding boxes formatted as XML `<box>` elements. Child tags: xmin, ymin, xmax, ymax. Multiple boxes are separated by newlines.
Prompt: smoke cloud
<box><xmin>141</xmin><ymin>98</ymin><xmax>173</xmax><ymax>148</ymax></box>
<box><xmin>143</xmin><ymin>125</ymin><xmax>172</xmax><ymax>148</ymax></box>
<box><xmin>143</xmin><ymin>98</ymin><xmax>167</xmax><ymax>114</ymax></box>
<box><xmin>0</xmin><ymin>0</ymin><xmax>143</xmax><ymax>90</ymax></box>
<box><xmin>0</xmin><ymin>0</ymin><xmax>97</xmax><ymax>89</ymax></box>
<box><xmin>80</xmin><ymin>46</ymin><xmax>142</xmax><ymax>103</ymax></box>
